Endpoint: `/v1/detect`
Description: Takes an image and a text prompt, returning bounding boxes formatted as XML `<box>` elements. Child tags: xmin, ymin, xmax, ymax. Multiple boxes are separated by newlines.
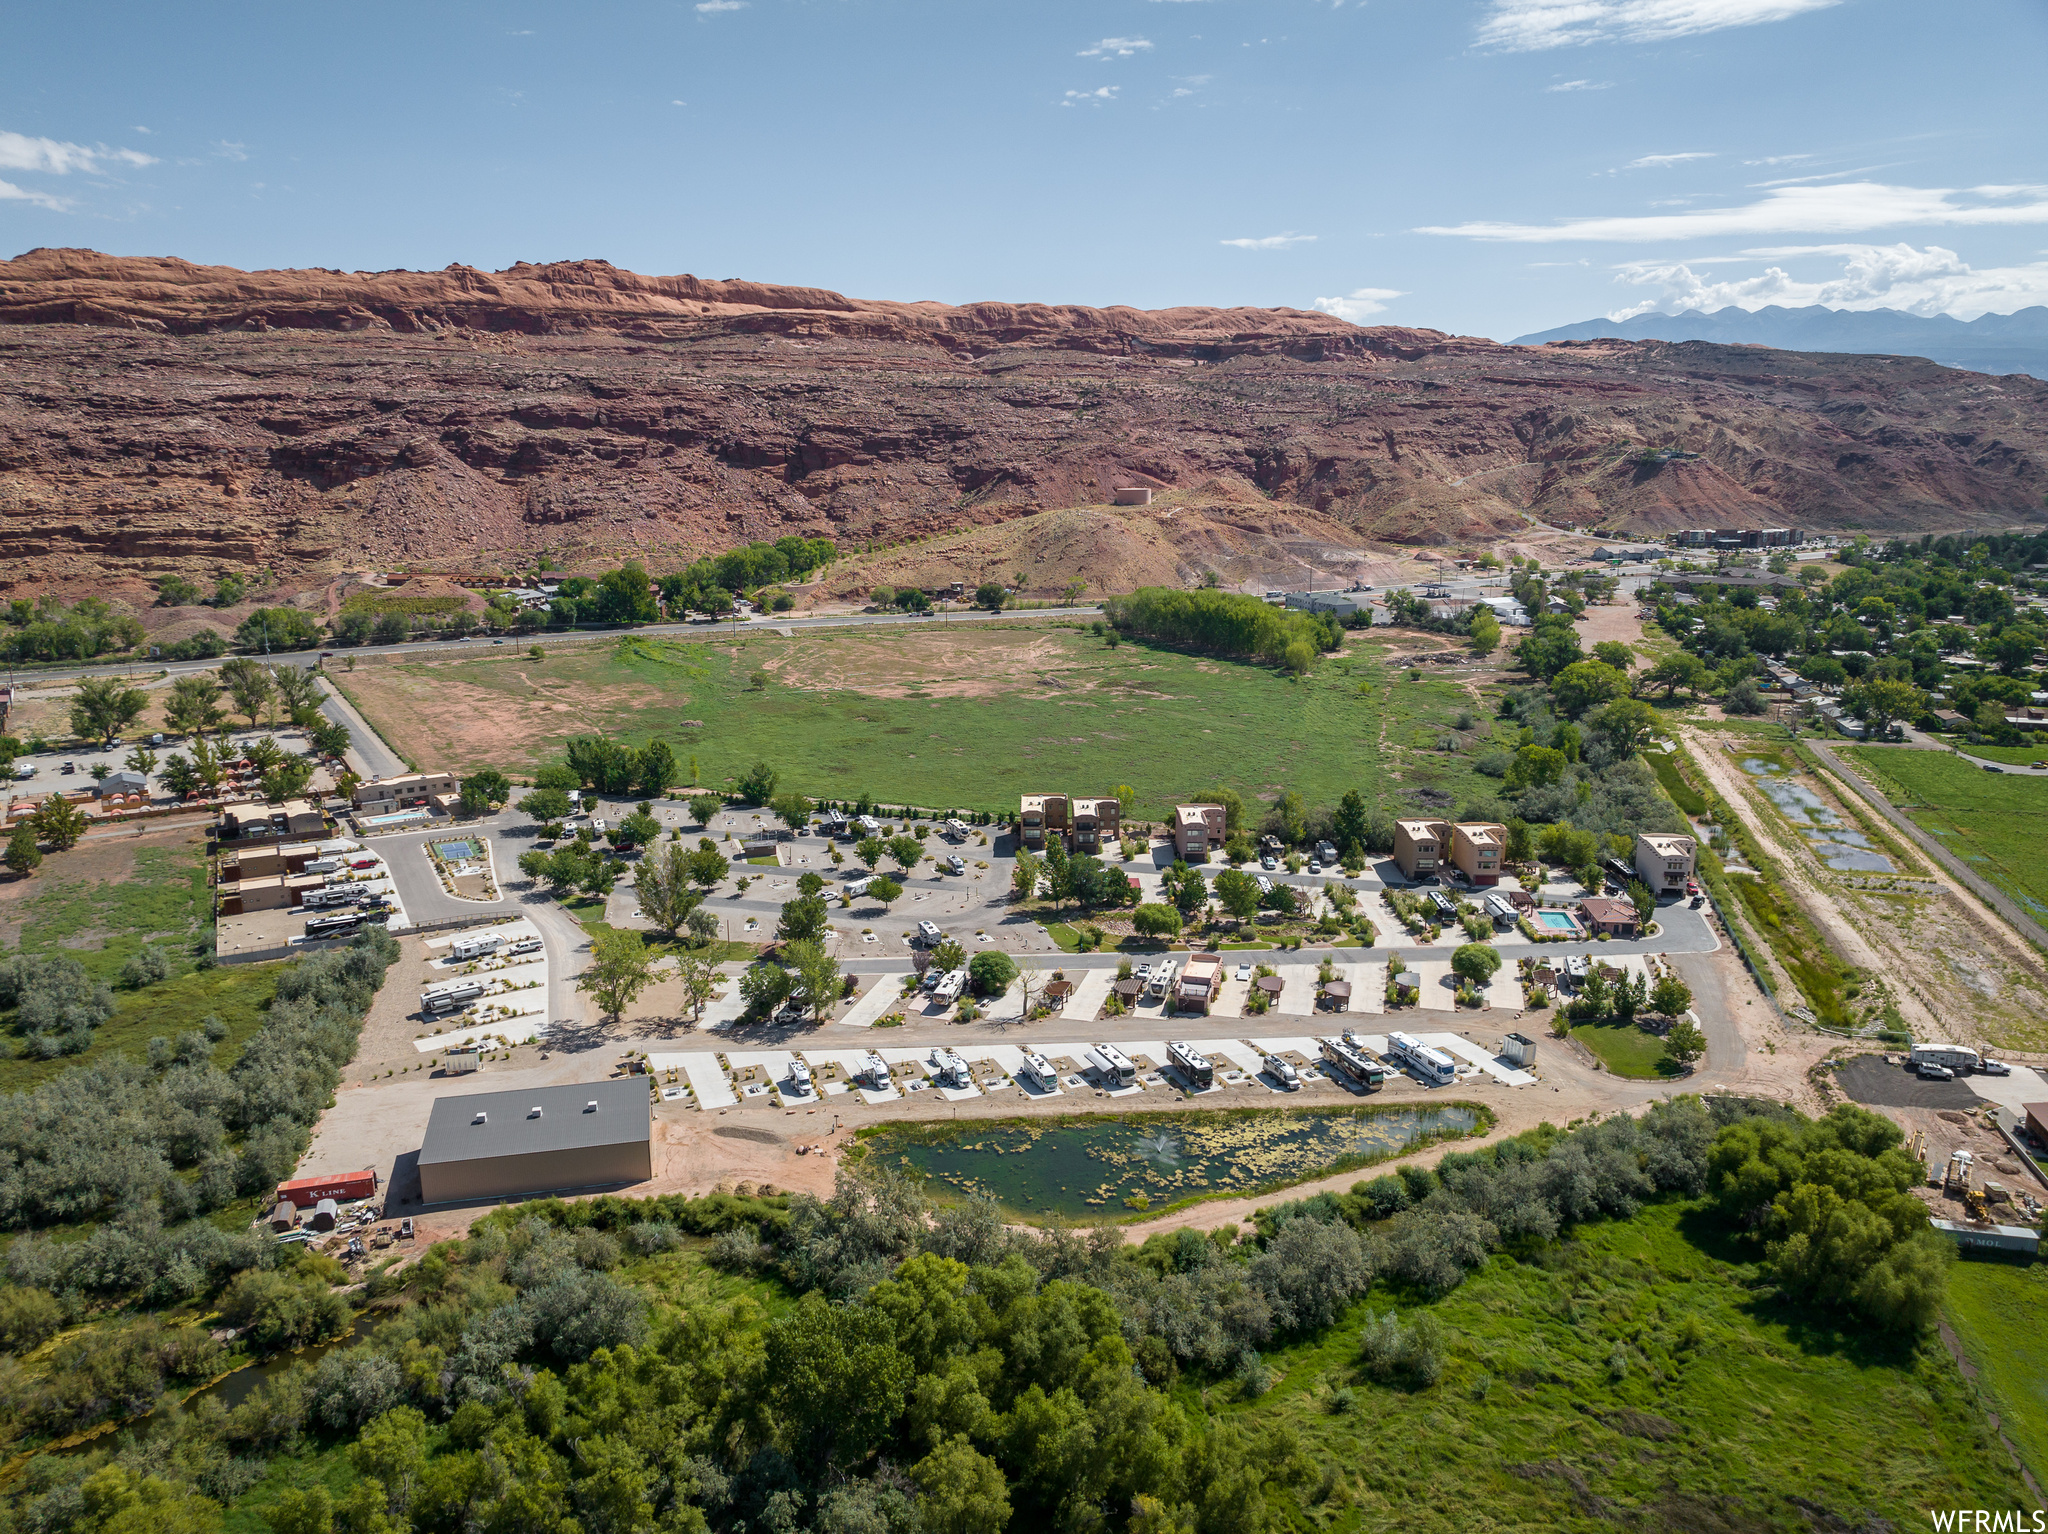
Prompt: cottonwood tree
<box><xmin>519</xmin><ymin>786</ymin><xmax>574</xmax><ymax>823</ymax></box>
<box><xmin>1009</xmin><ymin>847</ymin><xmax>1040</xmax><ymax>902</ymax></box>
<box><xmin>855</xmin><ymin>837</ymin><xmax>886</xmax><ymax>872</ymax></box>
<box><xmin>785</xmin><ymin>940</ymin><xmax>842</xmax><ymax>1024</ymax></box>
<box><xmin>771</xmin><ymin>792</ymin><xmax>814</xmax><ymax>833</ymax></box>
<box><xmin>777</xmin><ymin>894</ymin><xmax>830</xmax><ymax>946</ymax></box>
<box><xmin>219</xmin><ymin>658</ymin><xmax>275</xmax><ymax>728</ymax></box>
<box><xmin>459</xmin><ymin>769</ymin><xmax>512</xmax><ymax>817</ymax></box>
<box><xmin>577</xmin><ymin>929</ymin><xmax>656</xmax><ymax>1021</ymax></box>
<box><xmin>1212</xmin><ymin>869</ymin><xmax>1260</xmax><ymax>922</ymax></box>
<box><xmin>68</xmin><ymin>678</ymin><xmax>149</xmax><ymax>746</ymax></box>
<box><xmin>886</xmin><ymin>835</ymin><xmax>924</xmax><ymax>874</ymax></box>
<box><xmin>634</xmin><ymin>843</ymin><xmax>705</xmax><ymax>938</ymax></box>
<box><xmin>675</xmin><ymin>951</ymin><xmax>724</xmax><ymax>1026</ymax></box>
<box><xmin>271</xmin><ymin>665</ymin><xmax>323</xmax><ymax>726</ymax></box>
<box><xmin>1651</xmin><ymin>973</ymin><xmax>1694</xmax><ymax>1018</ymax></box>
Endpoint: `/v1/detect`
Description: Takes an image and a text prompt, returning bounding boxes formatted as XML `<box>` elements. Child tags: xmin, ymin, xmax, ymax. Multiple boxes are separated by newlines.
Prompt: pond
<box><xmin>1741</xmin><ymin>758</ymin><xmax>1895</xmax><ymax>873</ymax></box>
<box><xmin>861</xmin><ymin>1105</ymin><xmax>1486</xmax><ymax>1220</ymax></box>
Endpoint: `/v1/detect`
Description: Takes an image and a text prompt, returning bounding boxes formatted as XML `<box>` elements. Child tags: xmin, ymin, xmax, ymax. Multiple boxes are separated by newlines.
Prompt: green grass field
<box><xmin>1234</xmin><ymin>1199</ymin><xmax>2028</xmax><ymax>1527</ymax></box>
<box><xmin>1842</xmin><ymin>746</ymin><xmax>2048</xmax><ymax>925</ymax></box>
<box><xmin>346</xmin><ymin>626</ymin><xmax>1505</xmax><ymax>821</ymax></box>
<box><xmin>1944</xmin><ymin>1259</ymin><xmax>2048</xmax><ymax>1489</ymax></box>
<box><xmin>1928</xmin><ymin>737</ymin><xmax>2048</xmax><ymax>767</ymax></box>
<box><xmin>1570</xmin><ymin>1019</ymin><xmax>1683</xmax><ymax>1078</ymax></box>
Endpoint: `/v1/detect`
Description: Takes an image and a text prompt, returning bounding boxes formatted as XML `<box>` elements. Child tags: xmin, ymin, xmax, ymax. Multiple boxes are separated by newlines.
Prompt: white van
<box><xmin>945</xmin><ymin>855</ymin><xmax>966</xmax><ymax>875</ymax></box>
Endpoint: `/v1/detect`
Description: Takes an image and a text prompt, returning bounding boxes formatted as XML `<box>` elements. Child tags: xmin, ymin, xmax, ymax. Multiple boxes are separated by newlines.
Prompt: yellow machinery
<box><xmin>1965</xmin><ymin>1187</ymin><xmax>1990</xmax><ymax>1222</ymax></box>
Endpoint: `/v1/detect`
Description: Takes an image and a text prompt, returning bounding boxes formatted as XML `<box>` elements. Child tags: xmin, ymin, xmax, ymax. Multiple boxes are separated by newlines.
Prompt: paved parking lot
<box><xmin>1835</xmin><ymin>1054</ymin><xmax>1984</xmax><ymax>1110</ymax></box>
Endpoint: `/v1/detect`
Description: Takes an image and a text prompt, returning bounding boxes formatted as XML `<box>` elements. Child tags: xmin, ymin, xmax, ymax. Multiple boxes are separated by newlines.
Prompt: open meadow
<box><xmin>341</xmin><ymin>624</ymin><xmax>1504</xmax><ymax>820</ymax></box>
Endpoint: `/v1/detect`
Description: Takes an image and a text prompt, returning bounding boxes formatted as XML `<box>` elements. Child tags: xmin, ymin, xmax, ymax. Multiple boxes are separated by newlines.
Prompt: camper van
<box><xmin>301</xmin><ymin>884</ymin><xmax>363</xmax><ymax>909</ymax></box>
<box><xmin>421</xmin><ymin>980</ymin><xmax>486</xmax><ymax>1014</ymax></box>
<box><xmin>786</xmin><ymin>1058</ymin><xmax>813</xmax><ymax>1096</ymax></box>
<box><xmin>916</xmin><ymin>920</ymin><xmax>944</xmax><ymax>946</ymax></box>
<box><xmin>1147</xmin><ymin>961</ymin><xmax>1179</xmax><ymax>1001</ymax></box>
<box><xmin>1092</xmin><ymin>1043</ymin><xmax>1138</xmax><ymax>1087</ymax></box>
<box><xmin>1262</xmin><ymin>1053</ymin><xmax>1301</xmax><ymax>1091</ymax></box>
<box><xmin>1319</xmin><ymin>1034</ymin><xmax>1386</xmax><ymax>1090</ymax></box>
<box><xmin>931</xmin><ymin>1050</ymin><xmax>972</xmax><ymax>1090</ymax></box>
<box><xmin>1166</xmin><ymin>1040</ymin><xmax>1214</xmax><ymax>1089</ymax></box>
<box><xmin>450</xmin><ymin>931</ymin><xmax>503</xmax><ymax>961</ymax></box>
<box><xmin>1018</xmin><ymin>1052</ymin><xmax>1059</xmax><ymax>1092</ymax></box>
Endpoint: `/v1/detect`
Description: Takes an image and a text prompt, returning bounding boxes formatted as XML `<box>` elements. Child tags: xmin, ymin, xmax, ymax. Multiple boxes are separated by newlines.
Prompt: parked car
<box><xmin>1979</xmin><ymin>1059</ymin><xmax>2012</xmax><ymax>1076</ymax></box>
<box><xmin>1234</xmin><ymin>962</ymin><xmax>1253</xmax><ymax>982</ymax></box>
<box><xmin>1261</xmin><ymin>855</ymin><xmax>1277</xmax><ymax>870</ymax></box>
<box><xmin>1132</xmin><ymin>962</ymin><xmax>1152</xmax><ymax>981</ymax></box>
<box><xmin>1984</xmin><ymin>764</ymin><xmax>2004</xmax><ymax>773</ymax></box>
<box><xmin>1308</xmin><ymin>860</ymin><xmax>1321</xmax><ymax>875</ymax></box>
<box><xmin>1916</xmin><ymin>1062</ymin><xmax>1955</xmax><ymax>1081</ymax></box>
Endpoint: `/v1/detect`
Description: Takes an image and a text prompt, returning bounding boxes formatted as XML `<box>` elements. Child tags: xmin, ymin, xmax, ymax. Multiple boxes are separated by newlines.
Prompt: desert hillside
<box><xmin>0</xmin><ymin>248</ymin><xmax>2043</xmax><ymax>596</ymax></box>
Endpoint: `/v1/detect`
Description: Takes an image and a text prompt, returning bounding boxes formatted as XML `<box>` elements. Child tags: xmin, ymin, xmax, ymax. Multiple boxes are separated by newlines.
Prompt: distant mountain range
<box><xmin>1513</xmin><ymin>305</ymin><xmax>2048</xmax><ymax>380</ymax></box>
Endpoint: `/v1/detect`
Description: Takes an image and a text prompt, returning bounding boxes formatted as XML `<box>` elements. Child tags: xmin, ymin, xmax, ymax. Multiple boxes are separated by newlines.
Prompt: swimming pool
<box><xmin>1535</xmin><ymin>909</ymin><xmax>1579</xmax><ymax>932</ymax></box>
<box><xmin>360</xmin><ymin>809</ymin><xmax>426</xmax><ymax>827</ymax></box>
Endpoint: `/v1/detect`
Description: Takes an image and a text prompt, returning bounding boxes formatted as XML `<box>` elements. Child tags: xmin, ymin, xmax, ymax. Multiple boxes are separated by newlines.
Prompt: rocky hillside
<box><xmin>1</xmin><ymin>248</ymin><xmax>2043</xmax><ymax>597</ymax></box>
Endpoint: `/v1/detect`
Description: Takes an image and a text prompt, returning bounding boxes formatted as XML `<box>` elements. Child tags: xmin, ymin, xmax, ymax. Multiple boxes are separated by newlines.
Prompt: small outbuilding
<box><xmin>417</xmin><ymin>1079</ymin><xmax>653</xmax><ymax>1204</ymax></box>
<box><xmin>1317</xmin><ymin>981</ymin><xmax>1351</xmax><ymax>1013</ymax></box>
<box><xmin>269</xmin><ymin>1200</ymin><xmax>299</xmax><ymax>1233</ymax></box>
<box><xmin>309</xmin><ymin>1198</ymin><xmax>340</xmax><ymax>1232</ymax></box>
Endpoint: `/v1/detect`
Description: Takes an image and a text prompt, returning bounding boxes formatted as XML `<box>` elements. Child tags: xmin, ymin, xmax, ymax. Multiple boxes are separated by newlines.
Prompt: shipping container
<box><xmin>277</xmin><ymin>1169</ymin><xmax>378</xmax><ymax>1208</ymax></box>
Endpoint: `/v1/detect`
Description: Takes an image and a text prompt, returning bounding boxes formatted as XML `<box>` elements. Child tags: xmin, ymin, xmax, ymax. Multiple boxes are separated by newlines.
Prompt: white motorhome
<box><xmin>1147</xmin><ymin>961</ymin><xmax>1179</xmax><ymax>1001</ymax></box>
<box><xmin>946</xmin><ymin>855</ymin><xmax>966</xmax><ymax>875</ymax></box>
<box><xmin>304</xmin><ymin>912</ymin><xmax>362</xmax><ymax>939</ymax></box>
<box><xmin>1262</xmin><ymin>1053</ymin><xmax>1301</xmax><ymax>1091</ymax></box>
<box><xmin>1910</xmin><ymin>1043</ymin><xmax>1981</xmax><ymax>1073</ymax></box>
<box><xmin>1018</xmin><ymin>1052</ymin><xmax>1059</xmax><ymax>1092</ymax></box>
<box><xmin>931</xmin><ymin>969</ymin><xmax>967</xmax><ymax>1004</ymax></box>
<box><xmin>916</xmin><ymin>920</ymin><xmax>943</xmax><ymax>946</ymax></box>
<box><xmin>1387</xmin><ymin>1030</ymin><xmax>1458</xmax><ymax>1086</ymax></box>
<box><xmin>786</xmin><ymin>1058</ymin><xmax>813</xmax><ymax>1095</ymax></box>
<box><xmin>856</xmin><ymin>815</ymin><xmax>883</xmax><ymax>835</ymax></box>
<box><xmin>930</xmin><ymin>1050</ymin><xmax>972</xmax><ymax>1089</ymax></box>
<box><xmin>451</xmin><ymin>932</ymin><xmax>503</xmax><ymax>961</ymax></box>
<box><xmin>842</xmin><ymin>876</ymin><xmax>873</xmax><ymax>898</ymax></box>
<box><xmin>1092</xmin><ymin>1043</ymin><xmax>1137</xmax><ymax>1087</ymax></box>
<box><xmin>301</xmin><ymin>884</ymin><xmax>363</xmax><ymax>909</ymax></box>
<box><xmin>855</xmin><ymin>1052</ymin><xmax>892</xmax><ymax>1091</ymax></box>
<box><xmin>1166</xmin><ymin>1040</ymin><xmax>1214</xmax><ymax>1089</ymax></box>
<box><xmin>421</xmin><ymin>980</ymin><xmax>485</xmax><ymax>1013</ymax></box>
<box><xmin>944</xmin><ymin>819</ymin><xmax>968</xmax><ymax>840</ymax></box>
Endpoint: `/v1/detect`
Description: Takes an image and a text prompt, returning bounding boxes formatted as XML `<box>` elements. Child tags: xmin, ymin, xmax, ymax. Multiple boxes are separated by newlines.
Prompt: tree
<box><xmin>785</xmin><ymin>939</ymin><xmax>841</xmax><ymax>1024</ymax></box>
<box><xmin>1190</xmin><ymin>787</ymin><xmax>1246</xmax><ymax>834</ymax></box>
<box><xmin>1503</xmin><ymin>745</ymin><xmax>1568</xmax><ymax>792</ymax></box>
<box><xmin>1665</xmin><ymin>1018</ymin><xmax>1707</xmax><ymax>1065</ymax></box>
<box><xmin>1844</xmin><ymin>677</ymin><xmax>1927</xmax><ymax>738</ymax></box>
<box><xmin>1213</xmin><ymin>868</ymin><xmax>1261</xmax><ymax>922</ymax></box>
<box><xmin>4</xmin><ymin>822</ymin><xmax>41</xmax><ymax>878</ymax></box>
<box><xmin>615</xmin><ymin>810</ymin><xmax>661</xmax><ymax>849</ymax></box>
<box><xmin>777</xmin><ymin>894</ymin><xmax>830</xmax><ymax>946</ymax></box>
<box><xmin>262</xmin><ymin>759</ymin><xmax>315</xmax><ymax>803</ymax></box>
<box><xmin>1451</xmin><ymin>942</ymin><xmax>1502</xmax><ymax>985</ymax></box>
<box><xmin>1637</xmin><ymin>652</ymin><xmax>1710</xmax><ymax>700</ymax></box>
<box><xmin>689</xmin><ymin>792</ymin><xmax>723</xmax><ymax>825</ymax></box>
<box><xmin>967</xmin><ymin>950</ymin><xmax>1017</xmax><ymax>997</ymax></box>
<box><xmin>371</xmin><ymin>612</ymin><xmax>408</xmax><ymax>646</ymax></box>
<box><xmin>309</xmin><ymin>718</ymin><xmax>352</xmax><ymax>759</ymax></box>
<box><xmin>234</xmin><ymin>607</ymin><xmax>323</xmax><ymax>651</ymax></box>
<box><xmin>1010</xmin><ymin>847</ymin><xmax>1039</xmax><ymax>901</ymax></box>
<box><xmin>740</xmin><ymin>961</ymin><xmax>795</xmax><ymax>1017</ymax></box>
<box><xmin>1333</xmin><ymin>788</ymin><xmax>1369</xmax><ymax>855</ymax></box>
<box><xmin>634</xmin><ymin>843</ymin><xmax>697</xmax><ymax>937</ymax></box>
<box><xmin>767</xmin><ymin>1294</ymin><xmax>916</xmax><ymax>1476</ymax></box>
<box><xmin>676</xmin><ymin>951</ymin><xmax>725</xmax><ymax>1024</ymax></box>
<box><xmin>271</xmin><ymin>664</ymin><xmax>323</xmax><ymax>723</ymax></box>
<box><xmin>855</xmin><ymin>836</ymin><xmax>886</xmax><ymax>871</ymax></box>
<box><xmin>1651</xmin><ymin>973</ymin><xmax>1693</xmax><ymax>1018</ymax></box>
<box><xmin>1623</xmin><ymin>878</ymin><xmax>1656</xmax><ymax>926</ymax></box>
<box><xmin>1468</xmin><ymin>609</ymin><xmax>1501</xmax><ymax>657</ymax></box>
<box><xmin>867</xmin><ymin>877</ymin><xmax>903</xmax><ymax>907</ymax></box>
<box><xmin>122</xmin><ymin>745</ymin><xmax>159</xmax><ymax>778</ymax></box>
<box><xmin>458</xmin><ymin>768</ymin><xmax>512</xmax><ymax>817</ymax></box>
<box><xmin>519</xmin><ymin>786</ymin><xmax>574</xmax><ymax>823</ymax></box>
<box><xmin>973</xmin><ymin>583</ymin><xmax>1007</xmax><ymax>612</ymax></box>
<box><xmin>737</xmin><ymin>761</ymin><xmax>779</xmax><ymax>805</ymax></box>
<box><xmin>770</xmin><ymin>792</ymin><xmax>814</xmax><ymax>833</ymax></box>
<box><xmin>1592</xmin><ymin>640</ymin><xmax>1635</xmax><ymax>672</ymax></box>
<box><xmin>219</xmin><ymin>658</ymin><xmax>275</xmax><ymax>727</ymax></box>
<box><xmin>1550</xmin><ymin>660</ymin><xmax>1629</xmax><ymax>718</ymax></box>
<box><xmin>578</xmin><ymin>929</ymin><xmax>657</xmax><ymax>1021</ymax></box>
<box><xmin>1722</xmin><ymin>679</ymin><xmax>1767</xmax><ymax>716</ymax></box>
<box><xmin>887</xmin><ymin>834</ymin><xmax>925</xmax><ymax>874</ymax></box>
<box><xmin>1588</xmin><ymin>697</ymin><xmax>1659</xmax><ymax>760</ymax></box>
<box><xmin>159</xmin><ymin>754</ymin><xmax>200</xmax><ymax>798</ymax></box>
<box><xmin>162</xmin><ymin>675</ymin><xmax>226</xmax><ymax>738</ymax></box>
<box><xmin>633</xmin><ymin>740</ymin><xmax>681</xmax><ymax>797</ymax></box>
<box><xmin>911</xmin><ymin>1436</ymin><xmax>1011</xmax><ymax>1534</ymax></box>
<box><xmin>1132</xmin><ymin>903</ymin><xmax>1182</xmax><ymax>939</ymax></box>
<box><xmin>1164</xmin><ymin>860</ymin><xmax>1207</xmax><ymax>918</ymax></box>
<box><xmin>685</xmin><ymin>846</ymin><xmax>729</xmax><ymax>892</ymax></box>
<box><xmin>29</xmin><ymin>795</ymin><xmax>88</xmax><ymax>852</ymax></box>
<box><xmin>68</xmin><ymin>677</ymin><xmax>148</xmax><ymax>746</ymax></box>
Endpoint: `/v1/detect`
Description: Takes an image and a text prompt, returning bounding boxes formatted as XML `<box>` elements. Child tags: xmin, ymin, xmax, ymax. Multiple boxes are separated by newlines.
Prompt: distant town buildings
<box><xmin>1673</xmin><ymin>528</ymin><xmax>1803</xmax><ymax>550</ymax></box>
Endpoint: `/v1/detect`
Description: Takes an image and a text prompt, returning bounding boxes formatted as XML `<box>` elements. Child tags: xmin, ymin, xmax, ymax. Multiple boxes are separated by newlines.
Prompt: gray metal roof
<box><xmin>418</xmin><ymin>1078</ymin><xmax>649</xmax><ymax>1169</ymax></box>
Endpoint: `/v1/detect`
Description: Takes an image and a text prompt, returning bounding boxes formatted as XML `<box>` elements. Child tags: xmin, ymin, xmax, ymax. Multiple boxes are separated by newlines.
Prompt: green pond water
<box><xmin>867</xmin><ymin>1106</ymin><xmax>1482</xmax><ymax>1219</ymax></box>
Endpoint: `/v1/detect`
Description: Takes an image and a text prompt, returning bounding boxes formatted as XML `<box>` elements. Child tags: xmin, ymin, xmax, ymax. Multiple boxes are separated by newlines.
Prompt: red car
<box><xmin>348</xmin><ymin>856</ymin><xmax>378</xmax><ymax>870</ymax></box>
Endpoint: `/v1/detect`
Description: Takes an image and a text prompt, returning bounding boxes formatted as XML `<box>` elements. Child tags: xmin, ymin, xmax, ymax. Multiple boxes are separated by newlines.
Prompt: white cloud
<box><xmin>695</xmin><ymin>1</ymin><xmax>745</xmax><ymax>11</ymax></box>
<box><xmin>1478</xmin><ymin>0</ymin><xmax>1838</xmax><ymax>51</ymax></box>
<box><xmin>0</xmin><ymin>130</ymin><xmax>156</xmax><ymax>176</ymax></box>
<box><xmin>214</xmin><ymin>141</ymin><xmax>249</xmax><ymax>161</ymax></box>
<box><xmin>1079</xmin><ymin>36</ymin><xmax>1152</xmax><ymax>57</ymax></box>
<box><xmin>1061</xmin><ymin>87</ymin><xmax>1120</xmax><ymax>106</ymax></box>
<box><xmin>1419</xmin><ymin>182</ymin><xmax>2048</xmax><ymax>243</ymax></box>
<box><xmin>1312</xmin><ymin>287</ymin><xmax>1405</xmax><ymax>322</ymax></box>
<box><xmin>672</xmin><ymin>99</ymin><xmax>688</xmax><ymax>106</ymax></box>
<box><xmin>132</xmin><ymin>126</ymin><xmax>151</xmax><ymax>135</ymax></box>
<box><xmin>1221</xmin><ymin>232</ymin><xmax>1317</xmax><ymax>249</ymax></box>
<box><xmin>1744</xmin><ymin>153</ymin><xmax>1809</xmax><ymax>166</ymax></box>
<box><xmin>0</xmin><ymin>178</ymin><xmax>68</xmax><ymax>211</ymax></box>
<box><xmin>1546</xmin><ymin>79</ymin><xmax>1612</xmax><ymax>91</ymax></box>
<box><xmin>1606</xmin><ymin>242</ymin><xmax>2048</xmax><ymax>321</ymax></box>
<box><xmin>1624</xmin><ymin>151</ymin><xmax>1714</xmax><ymax>169</ymax></box>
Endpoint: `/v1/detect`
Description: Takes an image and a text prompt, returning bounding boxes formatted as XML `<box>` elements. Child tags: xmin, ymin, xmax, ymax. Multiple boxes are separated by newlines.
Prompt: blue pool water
<box><xmin>1535</xmin><ymin>910</ymin><xmax>1578</xmax><ymax>931</ymax></box>
<box><xmin>361</xmin><ymin>809</ymin><xmax>426</xmax><ymax>827</ymax></box>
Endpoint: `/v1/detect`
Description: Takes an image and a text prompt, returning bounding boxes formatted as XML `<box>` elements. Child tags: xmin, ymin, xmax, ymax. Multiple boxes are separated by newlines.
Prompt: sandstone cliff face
<box><xmin>0</xmin><ymin>249</ymin><xmax>2042</xmax><ymax>594</ymax></box>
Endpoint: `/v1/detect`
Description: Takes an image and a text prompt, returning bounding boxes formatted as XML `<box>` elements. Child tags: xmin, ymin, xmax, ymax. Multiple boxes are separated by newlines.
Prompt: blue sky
<box><xmin>3</xmin><ymin>0</ymin><xmax>2044</xmax><ymax>340</ymax></box>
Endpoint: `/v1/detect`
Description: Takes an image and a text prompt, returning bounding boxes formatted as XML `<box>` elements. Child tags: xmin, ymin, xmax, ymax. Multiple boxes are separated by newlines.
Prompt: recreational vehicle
<box><xmin>1018</xmin><ymin>1053</ymin><xmax>1059</xmax><ymax>1092</ymax></box>
<box><xmin>1387</xmin><ymin>1030</ymin><xmax>1458</xmax><ymax>1086</ymax></box>
<box><xmin>421</xmin><ymin>980</ymin><xmax>486</xmax><ymax>1014</ymax></box>
<box><xmin>1092</xmin><ymin>1043</ymin><xmax>1138</xmax><ymax>1087</ymax></box>
<box><xmin>1166</xmin><ymin>1040</ymin><xmax>1215</xmax><ymax>1089</ymax></box>
<box><xmin>931</xmin><ymin>1050</ymin><xmax>972</xmax><ymax>1089</ymax></box>
<box><xmin>1262</xmin><ymin>1053</ymin><xmax>1301</xmax><ymax>1090</ymax></box>
<box><xmin>450</xmin><ymin>932</ymin><xmax>503</xmax><ymax>961</ymax></box>
<box><xmin>1319</xmin><ymin>1035</ymin><xmax>1386</xmax><ymax>1090</ymax></box>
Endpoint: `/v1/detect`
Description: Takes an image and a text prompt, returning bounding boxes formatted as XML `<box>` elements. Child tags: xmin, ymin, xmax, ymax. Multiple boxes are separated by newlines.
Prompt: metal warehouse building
<box><xmin>417</xmin><ymin>1079</ymin><xmax>652</xmax><ymax>1204</ymax></box>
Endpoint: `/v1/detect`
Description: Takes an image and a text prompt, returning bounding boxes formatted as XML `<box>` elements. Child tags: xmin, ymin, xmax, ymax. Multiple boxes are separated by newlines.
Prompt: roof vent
<box><xmin>472</xmin><ymin>1111</ymin><xmax>487</xmax><ymax>1124</ymax></box>
<box><xmin>529</xmin><ymin>1105</ymin><xmax>543</xmax><ymax>1118</ymax></box>
<box><xmin>585</xmin><ymin>1100</ymin><xmax>598</xmax><ymax>1112</ymax></box>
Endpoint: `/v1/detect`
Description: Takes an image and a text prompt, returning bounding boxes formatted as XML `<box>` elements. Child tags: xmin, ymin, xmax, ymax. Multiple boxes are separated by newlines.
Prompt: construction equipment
<box><xmin>1965</xmin><ymin>1188</ymin><xmax>1990</xmax><ymax>1223</ymax></box>
<box><xmin>1943</xmin><ymin>1149</ymin><xmax>1975</xmax><ymax>1197</ymax></box>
